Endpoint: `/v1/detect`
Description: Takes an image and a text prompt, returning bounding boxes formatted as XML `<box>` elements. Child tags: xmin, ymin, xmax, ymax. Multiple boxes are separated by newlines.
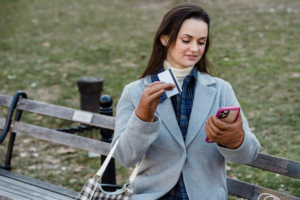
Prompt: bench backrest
<box><xmin>0</xmin><ymin>93</ymin><xmax>299</xmax><ymax>200</ymax></box>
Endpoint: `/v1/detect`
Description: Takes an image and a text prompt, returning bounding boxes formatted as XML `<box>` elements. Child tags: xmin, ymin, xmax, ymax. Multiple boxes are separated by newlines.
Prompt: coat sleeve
<box><xmin>216</xmin><ymin>82</ymin><xmax>261</xmax><ymax>164</ymax></box>
<box><xmin>110</xmin><ymin>85</ymin><xmax>161</xmax><ymax>167</ymax></box>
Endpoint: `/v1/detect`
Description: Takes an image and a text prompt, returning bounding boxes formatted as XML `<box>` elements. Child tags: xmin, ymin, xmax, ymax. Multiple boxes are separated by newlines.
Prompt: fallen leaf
<box><xmin>57</xmin><ymin>147</ymin><xmax>77</xmax><ymax>154</ymax></box>
<box><xmin>282</xmin><ymin>146</ymin><xmax>287</xmax><ymax>150</ymax></box>
<box><xmin>88</xmin><ymin>151</ymin><xmax>100</xmax><ymax>158</ymax></box>
<box><xmin>49</xmin><ymin>159</ymin><xmax>61</xmax><ymax>165</ymax></box>
<box><xmin>262</xmin><ymin>130</ymin><xmax>269</xmax><ymax>135</ymax></box>
<box><xmin>46</xmin><ymin>155</ymin><xmax>54</xmax><ymax>160</ymax></box>
<box><xmin>29</xmin><ymin>147</ymin><xmax>37</xmax><ymax>152</ymax></box>
<box><xmin>35</xmin><ymin>115</ymin><xmax>43</xmax><ymax>120</ymax></box>
<box><xmin>247</xmin><ymin>112</ymin><xmax>256</xmax><ymax>118</ymax></box>
<box><xmin>121</xmin><ymin>62</ymin><xmax>137</xmax><ymax>67</ymax></box>
<box><xmin>28</xmin><ymin>165</ymin><xmax>37</xmax><ymax>170</ymax></box>
<box><xmin>74</xmin><ymin>166</ymin><xmax>83</xmax><ymax>172</ymax></box>
<box><xmin>291</xmin><ymin>73</ymin><xmax>300</xmax><ymax>78</ymax></box>
<box><xmin>113</xmin><ymin>59</ymin><xmax>123</xmax><ymax>63</ymax></box>
<box><xmin>42</xmin><ymin>42</ymin><xmax>51</xmax><ymax>47</ymax></box>
<box><xmin>31</xmin><ymin>19</ymin><xmax>38</xmax><ymax>24</ymax></box>
<box><xmin>228</xmin><ymin>174</ymin><xmax>238</xmax><ymax>179</ymax></box>
<box><xmin>23</xmin><ymin>139</ymin><xmax>32</xmax><ymax>144</ymax></box>
<box><xmin>70</xmin><ymin>179</ymin><xmax>77</xmax><ymax>183</ymax></box>
<box><xmin>31</xmin><ymin>153</ymin><xmax>39</xmax><ymax>158</ymax></box>
<box><xmin>20</xmin><ymin>152</ymin><xmax>28</xmax><ymax>158</ymax></box>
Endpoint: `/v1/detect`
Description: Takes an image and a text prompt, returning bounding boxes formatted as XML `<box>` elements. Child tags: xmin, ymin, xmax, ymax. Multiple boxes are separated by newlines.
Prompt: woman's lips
<box><xmin>186</xmin><ymin>55</ymin><xmax>198</xmax><ymax>60</ymax></box>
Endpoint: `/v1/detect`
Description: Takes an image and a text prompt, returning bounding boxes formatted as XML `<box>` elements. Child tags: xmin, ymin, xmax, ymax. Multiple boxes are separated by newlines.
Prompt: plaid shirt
<box><xmin>151</xmin><ymin>66</ymin><xmax>198</xmax><ymax>200</ymax></box>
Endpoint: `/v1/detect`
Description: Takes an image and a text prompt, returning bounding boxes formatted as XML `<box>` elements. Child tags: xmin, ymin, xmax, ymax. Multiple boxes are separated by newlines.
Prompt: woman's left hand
<box><xmin>205</xmin><ymin>112</ymin><xmax>244</xmax><ymax>149</ymax></box>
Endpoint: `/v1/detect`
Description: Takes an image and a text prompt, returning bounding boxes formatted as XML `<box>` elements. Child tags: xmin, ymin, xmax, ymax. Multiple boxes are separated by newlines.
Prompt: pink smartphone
<box><xmin>205</xmin><ymin>106</ymin><xmax>241</xmax><ymax>143</ymax></box>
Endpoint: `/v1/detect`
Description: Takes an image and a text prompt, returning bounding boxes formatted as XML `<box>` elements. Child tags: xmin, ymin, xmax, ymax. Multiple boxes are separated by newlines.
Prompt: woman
<box><xmin>111</xmin><ymin>3</ymin><xmax>261</xmax><ymax>200</ymax></box>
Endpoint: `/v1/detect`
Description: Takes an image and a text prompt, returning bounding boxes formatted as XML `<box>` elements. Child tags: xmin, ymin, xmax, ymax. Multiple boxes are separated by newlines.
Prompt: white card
<box><xmin>157</xmin><ymin>68</ymin><xmax>182</xmax><ymax>98</ymax></box>
<box><xmin>72</xmin><ymin>110</ymin><xmax>93</xmax><ymax>123</ymax></box>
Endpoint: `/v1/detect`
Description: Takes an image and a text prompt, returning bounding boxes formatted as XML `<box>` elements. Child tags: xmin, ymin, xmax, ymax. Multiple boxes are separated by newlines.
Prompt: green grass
<box><xmin>1</xmin><ymin>0</ymin><xmax>300</xmax><ymax>198</ymax></box>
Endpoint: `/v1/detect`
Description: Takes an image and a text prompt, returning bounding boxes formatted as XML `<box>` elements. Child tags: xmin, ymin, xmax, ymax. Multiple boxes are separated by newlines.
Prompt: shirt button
<box><xmin>182</xmin><ymin>115</ymin><xmax>185</xmax><ymax>119</ymax></box>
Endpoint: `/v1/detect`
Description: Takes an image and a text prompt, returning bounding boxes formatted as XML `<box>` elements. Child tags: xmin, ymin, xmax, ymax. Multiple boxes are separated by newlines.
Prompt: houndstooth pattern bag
<box><xmin>76</xmin><ymin>139</ymin><xmax>140</xmax><ymax>200</ymax></box>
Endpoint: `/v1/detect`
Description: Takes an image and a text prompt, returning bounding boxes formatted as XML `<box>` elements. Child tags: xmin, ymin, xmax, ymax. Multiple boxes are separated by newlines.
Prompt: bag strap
<box><xmin>95</xmin><ymin>138</ymin><xmax>141</xmax><ymax>185</ymax></box>
<box><xmin>128</xmin><ymin>160</ymin><xmax>141</xmax><ymax>185</ymax></box>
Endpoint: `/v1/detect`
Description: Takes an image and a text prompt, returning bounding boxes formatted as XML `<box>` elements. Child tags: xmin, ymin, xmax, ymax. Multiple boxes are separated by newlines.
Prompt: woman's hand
<box><xmin>135</xmin><ymin>81</ymin><xmax>175</xmax><ymax>122</ymax></box>
<box><xmin>205</xmin><ymin>112</ymin><xmax>244</xmax><ymax>149</ymax></box>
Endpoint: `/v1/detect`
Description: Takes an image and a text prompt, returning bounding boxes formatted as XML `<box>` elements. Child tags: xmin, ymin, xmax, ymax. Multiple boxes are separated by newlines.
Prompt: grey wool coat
<box><xmin>111</xmin><ymin>71</ymin><xmax>261</xmax><ymax>200</ymax></box>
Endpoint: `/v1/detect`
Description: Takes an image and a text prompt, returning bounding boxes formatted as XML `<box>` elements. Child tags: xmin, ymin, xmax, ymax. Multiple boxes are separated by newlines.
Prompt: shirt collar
<box><xmin>151</xmin><ymin>65</ymin><xmax>198</xmax><ymax>103</ymax></box>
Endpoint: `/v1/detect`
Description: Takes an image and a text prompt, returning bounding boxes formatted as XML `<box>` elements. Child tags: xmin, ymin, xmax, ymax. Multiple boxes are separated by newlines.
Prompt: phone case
<box><xmin>205</xmin><ymin>106</ymin><xmax>241</xmax><ymax>143</ymax></box>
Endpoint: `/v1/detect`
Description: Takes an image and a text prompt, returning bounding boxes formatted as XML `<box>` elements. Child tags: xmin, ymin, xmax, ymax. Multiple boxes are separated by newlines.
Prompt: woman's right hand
<box><xmin>135</xmin><ymin>81</ymin><xmax>176</xmax><ymax>122</ymax></box>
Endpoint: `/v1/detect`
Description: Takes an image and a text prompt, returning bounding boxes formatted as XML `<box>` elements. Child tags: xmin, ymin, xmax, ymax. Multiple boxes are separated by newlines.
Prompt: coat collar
<box><xmin>144</xmin><ymin>71</ymin><xmax>216</xmax><ymax>87</ymax></box>
<box><xmin>143</xmin><ymin>71</ymin><xmax>217</xmax><ymax>149</ymax></box>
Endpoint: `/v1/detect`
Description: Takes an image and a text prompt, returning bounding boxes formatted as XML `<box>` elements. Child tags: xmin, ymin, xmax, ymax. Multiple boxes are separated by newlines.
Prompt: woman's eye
<box><xmin>198</xmin><ymin>42</ymin><xmax>205</xmax><ymax>45</ymax></box>
<box><xmin>182</xmin><ymin>40</ymin><xmax>189</xmax><ymax>43</ymax></box>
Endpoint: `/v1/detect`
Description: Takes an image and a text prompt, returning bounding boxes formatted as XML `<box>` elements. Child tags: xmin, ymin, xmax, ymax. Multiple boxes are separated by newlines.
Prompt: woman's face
<box><xmin>161</xmin><ymin>18</ymin><xmax>208</xmax><ymax>69</ymax></box>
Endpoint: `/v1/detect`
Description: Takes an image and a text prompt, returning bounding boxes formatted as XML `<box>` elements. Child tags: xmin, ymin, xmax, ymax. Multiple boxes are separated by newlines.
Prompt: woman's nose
<box><xmin>190</xmin><ymin>41</ymin><xmax>198</xmax><ymax>52</ymax></box>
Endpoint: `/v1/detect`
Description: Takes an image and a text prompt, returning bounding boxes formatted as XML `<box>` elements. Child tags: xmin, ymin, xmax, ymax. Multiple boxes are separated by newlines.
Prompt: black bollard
<box><xmin>77</xmin><ymin>77</ymin><xmax>104</xmax><ymax>113</ymax></box>
<box><xmin>99</xmin><ymin>95</ymin><xmax>116</xmax><ymax>187</ymax></box>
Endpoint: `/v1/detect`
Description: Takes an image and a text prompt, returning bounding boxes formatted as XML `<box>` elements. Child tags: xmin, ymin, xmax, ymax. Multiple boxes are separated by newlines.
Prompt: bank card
<box><xmin>157</xmin><ymin>68</ymin><xmax>182</xmax><ymax>98</ymax></box>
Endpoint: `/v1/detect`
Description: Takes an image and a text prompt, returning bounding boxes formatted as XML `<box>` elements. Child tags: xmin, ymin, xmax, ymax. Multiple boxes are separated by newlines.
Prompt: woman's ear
<box><xmin>160</xmin><ymin>35</ymin><xmax>169</xmax><ymax>46</ymax></box>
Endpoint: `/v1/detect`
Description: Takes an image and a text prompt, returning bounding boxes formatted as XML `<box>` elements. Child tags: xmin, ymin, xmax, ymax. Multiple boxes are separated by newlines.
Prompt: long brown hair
<box><xmin>140</xmin><ymin>3</ymin><xmax>218</xmax><ymax>78</ymax></box>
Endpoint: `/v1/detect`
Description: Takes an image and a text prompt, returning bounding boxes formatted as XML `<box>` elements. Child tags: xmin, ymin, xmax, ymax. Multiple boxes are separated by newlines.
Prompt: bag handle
<box><xmin>95</xmin><ymin>138</ymin><xmax>141</xmax><ymax>185</ymax></box>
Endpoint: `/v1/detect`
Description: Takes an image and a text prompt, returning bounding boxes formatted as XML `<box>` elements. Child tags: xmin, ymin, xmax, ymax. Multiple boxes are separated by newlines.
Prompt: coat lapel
<box><xmin>185</xmin><ymin>72</ymin><xmax>217</xmax><ymax>148</ymax></box>
<box><xmin>156</xmin><ymin>98</ymin><xmax>186</xmax><ymax>149</ymax></box>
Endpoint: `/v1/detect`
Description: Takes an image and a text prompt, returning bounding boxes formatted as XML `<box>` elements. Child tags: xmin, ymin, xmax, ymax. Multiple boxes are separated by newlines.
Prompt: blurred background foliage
<box><xmin>0</xmin><ymin>0</ymin><xmax>299</xmax><ymax>198</ymax></box>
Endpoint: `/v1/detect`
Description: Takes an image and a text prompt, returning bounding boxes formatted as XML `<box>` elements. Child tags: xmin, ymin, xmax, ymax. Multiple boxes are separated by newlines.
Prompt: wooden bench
<box><xmin>0</xmin><ymin>92</ymin><xmax>300</xmax><ymax>200</ymax></box>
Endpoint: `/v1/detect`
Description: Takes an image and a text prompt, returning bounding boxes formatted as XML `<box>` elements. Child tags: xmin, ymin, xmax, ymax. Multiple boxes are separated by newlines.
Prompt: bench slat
<box><xmin>247</xmin><ymin>153</ymin><xmax>300</xmax><ymax>179</ymax></box>
<box><xmin>0</xmin><ymin>176</ymin><xmax>75</xmax><ymax>200</ymax></box>
<box><xmin>227</xmin><ymin>178</ymin><xmax>300</xmax><ymax>200</ymax></box>
<box><xmin>0</xmin><ymin>175</ymin><xmax>69</xmax><ymax>200</ymax></box>
<box><xmin>0</xmin><ymin>94</ymin><xmax>11</xmax><ymax>108</ymax></box>
<box><xmin>0</xmin><ymin>184</ymin><xmax>57</xmax><ymax>200</ymax></box>
<box><xmin>0</xmin><ymin>118</ymin><xmax>111</xmax><ymax>156</ymax></box>
<box><xmin>0</xmin><ymin>190</ymin><xmax>30</xmax><ymax>200</ymax></box>
<box><xmin>0</xmin><ymin>94</ymin><xmax>115</xmax><ymax>130</ymax></box>
<box><xmin>0</xmin><ymin>169</ymin><xmax>77</xmax><ymax>199</ymax></box>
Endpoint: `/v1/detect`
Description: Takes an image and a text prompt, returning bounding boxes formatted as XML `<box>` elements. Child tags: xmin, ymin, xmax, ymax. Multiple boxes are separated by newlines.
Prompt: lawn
<box><xmin>0</xmin><ymin>0</ymin><xmax>299</xmax><ymax>199</ymax></box>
